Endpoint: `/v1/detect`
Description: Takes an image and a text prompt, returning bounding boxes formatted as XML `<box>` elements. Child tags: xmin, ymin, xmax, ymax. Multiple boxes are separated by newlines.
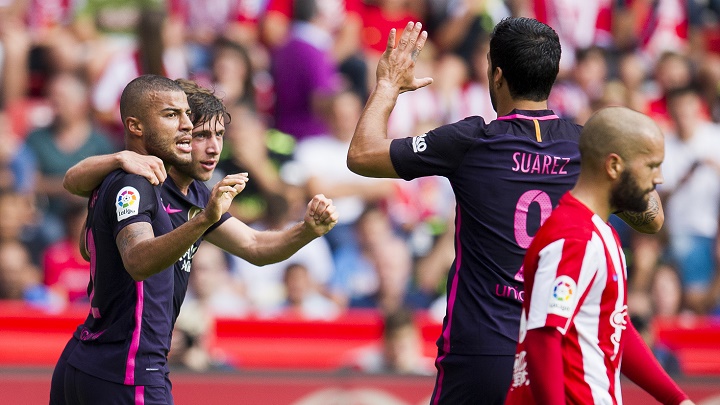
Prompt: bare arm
<box><xmin>116</xmin><ymin>175</ymin><xmax>245</xmax><ymax>280</ymax></box>
<box><xmin>64</xmin><ymin>151</ymin><xmax>167</xmax><ymax>197</ymax></box>
<box><xmin>204</xmin><ymin>194</ymin><xmax>338</xmax><ymax>266</ymax></box>
<box><xmin>347</xmin><ymin>22</ymin><xmax>433</xmax><ymax>178</ymax></box>
<box><xmin>615</xmin><ymin>190</ymin><xmax>664</xmax><ymax>234</ymax></box>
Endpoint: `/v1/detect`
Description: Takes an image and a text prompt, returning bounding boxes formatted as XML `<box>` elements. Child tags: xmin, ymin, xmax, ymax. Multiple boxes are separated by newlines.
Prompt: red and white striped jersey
<box><xmin>506</xmin><ymin>192</ymin><xmax>628</xmax><ymax>405</ymax></box>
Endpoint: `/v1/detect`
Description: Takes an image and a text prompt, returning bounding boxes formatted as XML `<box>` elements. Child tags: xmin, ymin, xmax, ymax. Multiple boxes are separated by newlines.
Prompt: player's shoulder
<box><xmin>429</xmin><ymin>115</ymin><xmax>489</xmax><ymax>139</ymax></box>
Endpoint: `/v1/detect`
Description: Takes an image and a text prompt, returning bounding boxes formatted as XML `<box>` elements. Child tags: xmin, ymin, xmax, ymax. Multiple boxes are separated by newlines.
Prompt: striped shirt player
<box><xmin>506</xmin><ymin>192</ymin><xmax>628</xmax><ymax>404</ymax></box>
<box><xmin>389</xmin><ymin>109</ymin><xmax>582</xmax><ymax>403</ymax></box>
<box><xmin>505</xmin><ymin>192</ymin><xmax>689</xmax><ymax>405</ymax></box>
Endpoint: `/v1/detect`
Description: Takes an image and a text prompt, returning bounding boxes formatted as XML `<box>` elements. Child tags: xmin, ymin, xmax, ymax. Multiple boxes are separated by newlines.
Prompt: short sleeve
<box><xmin>106</xmin><ymin>174</ymin><xmax>159</xmax><ymax>239</ymax></box>
<box><xmin>389</xmin><ymin>116</ymin><xmax>483</xmax><ymax>180</ymax></box>
<box><xmin>527</xmin><ymin>236</ymin><xmax>602</xmax><ymax>334</ymax></box>
<box><xmin>206</xmin><ymin>212</ymin><xmax>232</xmax><ymax>235</ymax></box>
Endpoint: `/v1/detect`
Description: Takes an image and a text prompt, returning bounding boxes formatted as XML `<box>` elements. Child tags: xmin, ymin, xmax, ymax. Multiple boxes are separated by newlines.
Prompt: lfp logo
<box><xmin>553</xmin><ymin>279</ymin><xmax>574</xmax><ymax>302</ymax></box>
<box><xmin>547</xmin><ymin>275</ymin><xmax>576</xmax><ymax>317</ymax></box>
<box><xmin>116</xmin><ymin>186</ymin><xmax>140</xmax><ymax>221</ymax></box>
<box><xmin>117</xmin><ymin>189</ymin><xmax>137</xmax><ymax>209</ymax></box>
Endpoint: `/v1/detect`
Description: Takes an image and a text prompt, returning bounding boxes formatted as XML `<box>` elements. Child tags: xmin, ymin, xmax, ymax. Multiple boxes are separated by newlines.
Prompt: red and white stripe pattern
<box><xmin>508</xmin><ymin>196</ymin><xmax>628</xmax><ymax>404</ymax></box>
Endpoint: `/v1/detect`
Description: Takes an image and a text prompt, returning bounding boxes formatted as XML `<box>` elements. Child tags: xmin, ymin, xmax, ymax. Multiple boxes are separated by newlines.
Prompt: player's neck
<box><xmin>570</xmin><ymin>182</ymin><xmax>612</xmax><ymax>222</ymax></box>
<box><xmin>168</xmin><ymin>170</ymin><xmax>192</xmax><ymax>195</ymax></box>
<box><xmin>497</xmin><ymin>99</ymin><xmax>549</xmax><ymax>117</ymax></box>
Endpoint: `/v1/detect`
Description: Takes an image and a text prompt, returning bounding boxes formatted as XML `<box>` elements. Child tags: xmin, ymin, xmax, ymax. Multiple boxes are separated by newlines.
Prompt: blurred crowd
<box><xmin>0</xmin><ymin>0</ymin><xmax>719</xmax><ymax>374</ymax></box>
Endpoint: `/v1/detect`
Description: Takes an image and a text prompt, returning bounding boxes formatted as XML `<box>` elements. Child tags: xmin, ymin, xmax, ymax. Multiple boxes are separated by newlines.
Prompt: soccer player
<box><xmin>62</xmin><ymin>79</ymin><xmax>338</xmax><ymax>321</ymax></box>
<box><xmin>346</xmin><ymin>19</ymin><xmax>663</xmax><ymax>404</ymax></box>
<box><xmin>49</xmin><ymin>75</ymin><xmax>247</xmax><ymax>404</ymax></box>
<box><xmin>505</xmin><ymin>107</ymin><xmax>693</xmax><ymax>405</ymax></box>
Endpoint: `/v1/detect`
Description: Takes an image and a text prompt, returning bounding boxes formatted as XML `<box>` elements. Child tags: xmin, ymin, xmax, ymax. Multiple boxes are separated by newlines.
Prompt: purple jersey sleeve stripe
<box><xmin>135</xmin><ymin>385</ymin><xmax>144</xmax><ymax>405</ymax></box>
<box><xmin>441</xmin><ymin>207</ymin><xmax>463</xmax><ymax>354</ymax></box>
<box><xmin>87</xmin><ymin>228</ymin><xmax>97</xmax><ymax>308</ymax></box>
<box><xmin>125</xmin><ymin>281</ymin><xmax>144</xmax><ymax>385</ymax></box>
<box><xmin>496</xmin><ymin>113</ymin><xmax>559</xmax><ymax>121</ymax></box>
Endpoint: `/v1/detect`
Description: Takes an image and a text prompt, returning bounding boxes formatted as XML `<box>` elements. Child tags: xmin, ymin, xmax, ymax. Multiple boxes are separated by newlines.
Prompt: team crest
<box><xmin>116</xmin><ymin>186</ymin><xmax>140</xmax><ymax>221</ymax></box>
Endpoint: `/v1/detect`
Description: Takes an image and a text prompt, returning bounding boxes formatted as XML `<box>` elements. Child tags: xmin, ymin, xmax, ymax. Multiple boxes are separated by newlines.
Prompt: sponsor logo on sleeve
<box><xmin>412</xmin><ymin>133</ymin><xmax>427</xmax><ymax>153</ymax></box>
<box><xmin>116</xmin><ymin>186</ymin><xmax>140</xmax><ymax>221</ymax></box>
<box><xmin>547</xmin><ymin>275</ymin><xmax>577</xmax><ymax>317</ymax></box>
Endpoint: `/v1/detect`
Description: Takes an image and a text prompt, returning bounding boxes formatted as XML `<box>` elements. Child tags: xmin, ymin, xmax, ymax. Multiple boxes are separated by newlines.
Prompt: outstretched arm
<box><xmin>615</xmin><ymin>190</ymin><xmax>664</xmax><ymax>234</ymax></box>
<box><xmin>64</xmin><ymin>151</ymin><xmax>167</xmax><ymax>197</ymax></box>
<box><xmin>204</xmin><ymin>194</ymin><xmax>338</xmax><ymax>266</ymax></box>
<box><xmin>347</xmin><ymin>21</ymin><xmax>433</xmax><ymax>178</ymax></box>
<box><xmin>117</xmin><ymin>174</ymin><xmax>245</xmax><ymax>280</ymax></box>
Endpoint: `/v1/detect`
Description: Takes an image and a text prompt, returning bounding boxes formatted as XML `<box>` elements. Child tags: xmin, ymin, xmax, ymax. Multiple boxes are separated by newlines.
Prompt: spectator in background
<box><xmin>660</xmin><ymin>86</ymin><xmax>720</xmax><ymax>314</ymax></box>
<box><xmin>281</xmin><ymin>262</ymin><xmax>340</xmax><ymax>320</ymax></box>
<box><xmin>214</xmin><ymin>104</ymin><xmax>290</xmax><ymax>224</ymax></box>
<box><xmin>0</xmin><ymin>240</ymin><xmax>65</xmax><ymax>311</ymax></box>
<box><xmin>187</xmin><ymin>243</ymin><xmax>249</xmax><ymax>318</ymax></box>
<box><xmin>351</xmin><ymin>307</ymin><xmax>434</xmax><ymax>375</ymax></box>
<box><xmin>647</xmin><ymin>51</ymin><xmax>694</xmax><ymax>131</ymax></box>
<box><xmin>291</xmin><ymin>89</ymin><xmax>396</xmax><ymax>254</ymax></box>
<box><xmin>24</xmin><ymin>72</ymin><xmax>115</xmax><ymax>247</ymax></box>
<box><xmin>231</xmin><ymin>193</ymin><xmax>336</xmax><ymax>313</ymax></box>
<box><xmin>270</xmin><ymin>0</ymin><xmax>343</xmax><ymax>141</ymax></box>
<box><xmin>92</xmin><ymin>8</ymin><xmax>188</xmax><ymax>139</ymax></box>
<box><xmin>616</xmin><ymin>51</ymin><xmax>650</xmax><ymax>114</ymax></box>
<box><xmin>549</xmin><ymin>46</ymin><xmax>608</xmax><ymax>124</ymax></box>
<box><xmin>43</xmin><ymin>202</ymin><xmax>89</xmax><ymax>303</ymax></box>
<box><xmin>262</xmin><ymin>0</ymin><xmax>366</xmax><ymax>98</ymax></box>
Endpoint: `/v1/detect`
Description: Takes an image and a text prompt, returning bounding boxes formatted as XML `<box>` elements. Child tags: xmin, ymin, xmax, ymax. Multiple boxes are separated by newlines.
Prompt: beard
<box><xmin>610</xmin><ymin>170</ymin><xmax>651</xmax><ymax>213</ymax></box>
<box><xmin>145</xmin><ymin>132</ymin><xmax>191</xmax><ymax>167</ymax></box>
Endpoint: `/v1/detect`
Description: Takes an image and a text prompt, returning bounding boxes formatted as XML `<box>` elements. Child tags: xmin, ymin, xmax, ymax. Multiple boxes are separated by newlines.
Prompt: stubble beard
<box><xmin>610</xmin><ymin>170</ymin><xmax>651</xmax><ymax>213</ymax></box>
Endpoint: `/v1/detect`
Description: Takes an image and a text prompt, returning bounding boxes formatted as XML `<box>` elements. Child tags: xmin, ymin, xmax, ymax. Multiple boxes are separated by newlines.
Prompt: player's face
<box><xmin>142</xmin><ymin>91</ymin><xmax>193</xmax><ymax>167</ymax></box>
<box><xmin>175</xmin><ymin>115</ymin><xmax>225</xmax><ymax>182</ymax></box>
<box><xmin>611</xmin><ymin>135</ymin><xmax>664</xmax><ymax>212</ymax></box>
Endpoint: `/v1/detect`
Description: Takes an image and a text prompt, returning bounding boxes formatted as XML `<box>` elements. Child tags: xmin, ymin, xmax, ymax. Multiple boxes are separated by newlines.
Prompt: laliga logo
<box><xmin>553</xmin><ymin>279</ymin><xmax>573</xmax><ymax>302</ymax></box>
<box><xmin>117</xmin><ymin>189</ymin><xmax>137</xmax><ymax>208</ymax></box>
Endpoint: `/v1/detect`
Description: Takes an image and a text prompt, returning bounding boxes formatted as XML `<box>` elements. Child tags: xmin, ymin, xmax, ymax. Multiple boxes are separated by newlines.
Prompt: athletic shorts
<box><xmin>429</xmin><ymin>350</ymin><xmax>515</xmax><ymax>405</ymax></box>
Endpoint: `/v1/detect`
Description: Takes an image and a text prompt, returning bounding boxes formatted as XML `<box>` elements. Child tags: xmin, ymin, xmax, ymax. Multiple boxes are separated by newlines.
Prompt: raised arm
<box><xmin>347</xmin><ymin>22</ymin><xmax>433</xmax><ymax>178</ymax></box>
<box><xmin>117</xmin><ymin>174</ymin><xmax>245</xmax><ymax>280</ymax></box>
<box><xmin>204</xmin><ymin>194</ymin><xmax>338</xmax><ymax>266</ymax></box>
<box><xmin>64</xmin><ymin>151</ymin><xmax>167</xmax><ymax>197</ymax></box>
<box><xmin>615</xmin><ymin>190</ymin><xmax>664</xmax><ymax>234</ymax></box>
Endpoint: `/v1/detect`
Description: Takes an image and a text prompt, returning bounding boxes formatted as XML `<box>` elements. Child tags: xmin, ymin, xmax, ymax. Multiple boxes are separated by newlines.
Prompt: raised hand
<box><xmin>376</xmin><ymin>21</ymin><xmax>433</xmax><ymax>94</ymax></box>
<box><xmin>303</xmin><ymin>194</ymin><xmax>339</xmax><ymax>236</ymax></box>
<box><xmin>203</xmin><ymin>173</ymin><xmax>249</xmax><ymax>223</ymax></box>
<box><xmin>116</xmin><ymin>150</ymin><xmax>167</xmax><ymax>186</ymax></box>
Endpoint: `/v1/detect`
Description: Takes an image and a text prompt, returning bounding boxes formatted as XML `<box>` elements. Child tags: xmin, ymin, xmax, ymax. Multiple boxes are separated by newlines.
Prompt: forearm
<box><xmin>616</xmin><ymin>191</ymin><xmax>664</xmax><ymax>233</ymax></box>
<box><xmin>120</xmin><ymin>214</ymin><xmax>216</xmax><ymax>280</ymax></box>
<box><xmin>207</xmin><ymin>220</ymin><xmax>317</xmax><ymax>266</ymax></box>
<box><xmin>621</xmin><ymin>322</ymin><xmax>689</xmax><ymax>405</ymax></box>
<box><xmin>64</xmin><ymin>153</ymin><xmax>123</xmax><ymax>196</ymax></box>
<box><xmin>347</xmin><ymin>82</ymin><xmax>399</xmax><ymax>178</ymax></box>
<box><xmin>306</xmin><ymin>177</ymin><xmax>394</xmax><ymax>201</ymax></box>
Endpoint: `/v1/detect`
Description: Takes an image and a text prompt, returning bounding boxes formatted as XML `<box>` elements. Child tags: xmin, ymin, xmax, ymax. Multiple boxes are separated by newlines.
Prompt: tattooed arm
<box><xmin>615</xmin><ymin>190</ymin><xmax>664</xmax><ymax>234</ymax></box>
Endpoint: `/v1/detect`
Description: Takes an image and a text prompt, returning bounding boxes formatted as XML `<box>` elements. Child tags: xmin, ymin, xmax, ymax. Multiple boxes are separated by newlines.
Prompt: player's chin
<box><xmin>192</xmin><ymin>170</ymin><xmax>213</xmax><ymax>182</ymax></box>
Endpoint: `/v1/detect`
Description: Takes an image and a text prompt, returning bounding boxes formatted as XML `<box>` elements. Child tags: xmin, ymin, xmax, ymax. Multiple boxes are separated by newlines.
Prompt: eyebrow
<box><xmin>160</xmin><ymin>107</ymin><xmax>191</xmax><ymax>114</ymax></box>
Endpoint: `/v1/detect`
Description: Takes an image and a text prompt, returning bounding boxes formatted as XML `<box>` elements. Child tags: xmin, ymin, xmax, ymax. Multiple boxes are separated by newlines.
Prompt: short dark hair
<box><xmin>293</xmin><ymin>0</ymin><xmax>318</xmax><ymax>22</ymax></box>
<box><xmin>120</xmin><ymin>74</ymin><xmax>184</xmax><ymax>122</ymax></box>
<box><xmin>489</xmin><ymin>17</ymin><xmax>561</xmax><ymax>101</ymax></box>
<box><xmin>174</xmin><ymin>79</ymin><xmax>230</xmax><ymax>128</ymax></box>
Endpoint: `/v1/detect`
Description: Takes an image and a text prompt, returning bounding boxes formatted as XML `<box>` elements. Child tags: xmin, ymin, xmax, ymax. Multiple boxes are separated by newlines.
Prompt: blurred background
<box><xmin>0</xmin><ymin>0</ymin><xmax>720</xmax><ymax>403</ymax></box>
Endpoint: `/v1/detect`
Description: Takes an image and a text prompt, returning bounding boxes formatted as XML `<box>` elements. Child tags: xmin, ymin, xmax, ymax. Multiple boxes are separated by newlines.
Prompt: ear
<box><xmin>493</xmin><ymin>67</ymin><xmax>504</xmax><ymax>89</ymax></box>
<box><xmin>126</xmin><ymin>116</ymin><xmax>143</xmax><ymax>138</ymax></box>
<box><xmin>606</xmin><ymin>153</ymin><xmax>624</xmax><ymax>180</ymax></box>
